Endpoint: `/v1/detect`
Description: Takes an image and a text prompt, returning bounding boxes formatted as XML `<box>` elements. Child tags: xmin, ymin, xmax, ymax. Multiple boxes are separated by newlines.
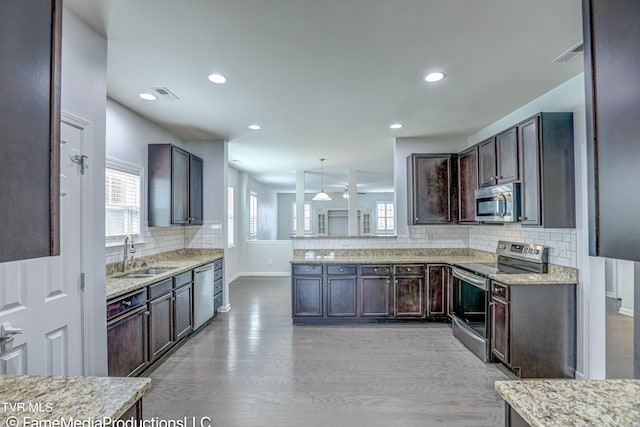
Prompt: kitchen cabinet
<box><xmin>458</xmin><ymin>146</ymin><xmax>478</xmax><ymax>223</ymax></box>
<box><xmin>478</xmin><ymin>128</ymin><xmax>518</xmax><ymax>188</ymax></box>
<box><xmin>426</xmin><ymin>265</ymin><xmax>448</xmax><ymax>318</ymax></box>
<box><xmin>326</xmin><ymin>265</ymin><xmax>357</xmax><ymax>317</ymax></box>
<box><xmin>213</xmin><ymin>259</ymin><xmax>224</xmax><ymax>313</ymax></box>
<box><xmin>292</xmin><ymin>265</ymin><xmax>323</xmax><ymax>317</ymax></box>
<box><xmin>359</xmin><ymin>265</ymin><xmax>391</xmax><ymax>317</ymax></box>
<box><xmin>148</xmin><ymin>144</ymin><xmax>204</xmax><ymax>227</ymax></box>
<box><xmin>0</xmin><ymin>0</ymin><xmax>61</xmax><ymax>263</ymax></box>
<box><xmin>583</xmin><ymin>0</ymin><xmax>640</xmax><ymax>261</ymax></box>
<box><xmin>106</xmin><ymin>289</ymin><xmax>148</xmax><ymax>377</ymax></box>
<box><xmin>407</xmin><ymin>154</ymin><xmax>457</xmax><ymax>224</ymax></box>
<box><xmin>174</xmin><ymin>283</ymin><xmax>193</xmax><ymax>341</ymax></box>
<box><xmin>148</xmin><ymin>290</ymin><xmax>174</xmax><ymax>361</ymax></box>
<box><xmin>489</xmin><ymin>280</ymin><xmax>576</xmax><ymax>378</ymax></box>
<box><xmin>517</xmin><ymin>113</ymin><xmax>575</xmax><ymax>228</ymax></box>
<box><xmin>394</xmin><ymin>265</ymin><xmax>425</xmax><ymax>318</ymax></box>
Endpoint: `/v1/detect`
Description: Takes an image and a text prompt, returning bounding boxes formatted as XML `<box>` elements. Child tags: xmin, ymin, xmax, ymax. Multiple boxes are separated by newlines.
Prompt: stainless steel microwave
<box><xmin>474</xmin><ymin>183</ymin><xmax>520</xmax><ymax>223</ymax></box>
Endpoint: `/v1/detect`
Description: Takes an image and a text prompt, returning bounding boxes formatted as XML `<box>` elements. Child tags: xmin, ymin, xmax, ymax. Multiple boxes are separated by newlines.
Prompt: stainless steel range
<box><xmin>451</xmin><ymin>241</ymin><xmax>548</xmax><ymax>362</ymax></box>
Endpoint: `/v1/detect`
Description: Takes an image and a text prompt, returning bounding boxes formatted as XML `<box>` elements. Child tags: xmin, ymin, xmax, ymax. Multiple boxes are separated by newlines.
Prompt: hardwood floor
<box><xmin>606</xmin><ymin>297</ymin><xmax>634</xmax><ymax>379</ymax></box>
<box><xmin>143</xmin><ymin>276</ymin><xmax>508</xmax><ymax>427</ymax></box>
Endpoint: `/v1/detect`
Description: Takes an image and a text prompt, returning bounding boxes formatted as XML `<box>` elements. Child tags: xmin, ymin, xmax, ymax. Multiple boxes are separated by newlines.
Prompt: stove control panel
<box><xmin>496</xmin><ymin>240</ymin><xmax>548</xmax><ymax>264</ymax></box>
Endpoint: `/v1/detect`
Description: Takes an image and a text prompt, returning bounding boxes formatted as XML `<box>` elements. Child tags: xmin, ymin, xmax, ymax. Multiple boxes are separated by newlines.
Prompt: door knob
<box><xmin>0</xmin><ymin>322</ymin><xmax>22</xmax><ymax>343</ymax></box>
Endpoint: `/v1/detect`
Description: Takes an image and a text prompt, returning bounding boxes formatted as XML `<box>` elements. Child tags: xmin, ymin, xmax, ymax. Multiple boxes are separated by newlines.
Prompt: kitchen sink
<box><xmin>121</xmin><ymin>267</ymin><xmax>176</xmax><ymax>279</ymax></box>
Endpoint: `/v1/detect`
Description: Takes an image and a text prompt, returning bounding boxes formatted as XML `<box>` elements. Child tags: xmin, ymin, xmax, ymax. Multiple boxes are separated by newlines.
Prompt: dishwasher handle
<box><xmin>195</xmin><ymin>264</ymin><xmax>214</xmax><ymax>273</ymax></box>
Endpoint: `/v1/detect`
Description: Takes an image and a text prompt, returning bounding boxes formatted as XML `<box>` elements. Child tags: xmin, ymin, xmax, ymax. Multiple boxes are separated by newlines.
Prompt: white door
<box><xmin>0</xmin><ymin>119</ymin><xmax>85</xmax><ymax>375</ymax></box>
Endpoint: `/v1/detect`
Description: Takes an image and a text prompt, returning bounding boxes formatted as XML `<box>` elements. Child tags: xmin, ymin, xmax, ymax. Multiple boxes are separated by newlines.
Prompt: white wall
<box><xmin>244</xmin><ymin>241</ymin><xmax>292</xmax><ymax>276</ymax></box>
<box><xmin>225</xmin><ymin>167</ymin><xmax>242</xmax><ymax>282</ymax></box>
<box><xmin>60</xmin><ymin>6</ymin><xmax>108</xmax><ymax>375</ymax></box>
<box><xmin>248</xmin><ymin>177</ymin><xmax>278</xmax><ymax>240</ymax></box>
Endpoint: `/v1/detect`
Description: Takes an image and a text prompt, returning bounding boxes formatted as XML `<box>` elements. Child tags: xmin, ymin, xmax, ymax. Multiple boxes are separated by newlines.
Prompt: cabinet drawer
<box><xmin>293</xmin><ymin>265</ymin><xmax>322</xmax><ymax>275</ymax></box>
<box><xmin>214</xmin><ymin>268</ymin><xmax>223</xmax><ymax>281</ymax></box>
<box><xmin>327</xmin><ymin>265</ymin><xmax>356</xmax><ymax>275</ymax></box>
<box><xmin>214</xmin><ymin>293</ymin><xmax>223</xmax><ymax>311</ymax></box>
<box><xmin>492</xmin><ymin>282</ymin><xmax>509</xmax><ymax>299</ymax></box>
<box><xmin>213</xmin><ymin>259</ymin><xmax>223</xmax><ymax>271</ymax></box>
<box><xmin>107</xmin><ymin>289</ymin><xmax>147</xmax><ymax>320</ymax></box>
<box><xmin>148</xmin><ymin>278</ymin><xmax>173</xmax><ymax>299</ymax></box>
<box><xmin>174</xmin><ymin>270</ymin><xmax>192</xmax><ymax>288</ymax></box>
<box><xmin>360</xmin><ymin>265</ymin><xmax>391</xmax><ymax>276</ymax></box>
<box><xmin>394</xmin><ymin>265</ymin><xmax>425</xmax><ymax>276</ymax></box>
<box><xmin>214</xmin><ymin>278</ymin><xmax>223</xmax><ymax>295</ymax></box>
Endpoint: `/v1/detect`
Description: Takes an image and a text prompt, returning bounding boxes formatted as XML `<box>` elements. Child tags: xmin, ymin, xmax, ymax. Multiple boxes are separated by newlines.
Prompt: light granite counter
<box><xmin>0</xmin><ymin>375</ymin><xmax>151</xmax><ymax>423</ymax></box>
<box><xmin>291</xmin><ymin>249</ymin><xmax>577</xmax><ymax>285</ymax></box>
<box><xmin>106</xmin><ymin>248</ymin><xmax>224</xmax><ymax>299</ymax></box>
<box><xmin>495</xmin><ymin>379</ymin><xmax>640</xmax><ymax>427</ymax></box>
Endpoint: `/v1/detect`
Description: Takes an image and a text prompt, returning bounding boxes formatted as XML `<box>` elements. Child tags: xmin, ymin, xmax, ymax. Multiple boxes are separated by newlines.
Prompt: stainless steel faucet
<box><xmin>123</xmin><ymin>235</ymin><xmax>136</xmax><ymax>272</ymax></box>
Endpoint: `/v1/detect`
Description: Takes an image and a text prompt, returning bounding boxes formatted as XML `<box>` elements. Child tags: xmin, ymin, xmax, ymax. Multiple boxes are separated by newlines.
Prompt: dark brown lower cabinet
<box><xmin>174</xmin><ymin>283</ymin><xmax>193</xmax><ymax>341</ymax></box>
<box><xmin>148</xmin><ymin>292</ymin><xmax>174</xmax><ymax>361</ymax></box>
<box><xmin>293</xmin><ymin>276</ymin><xmax>323</xmax><ymax>316</ymax></box>
<box><xmin>360</xmin><ymin>277</ymin><xmax>390</xmax><ymax>317</ymax></box>
<box><xmin>426</xmin><ymin>265</ymin><xmax>448</xmax><ymax>317</ymax></box>
<box><xmin>490</xmin><ymin>283</ymin><xmax>510</xmax><ymax>364</ymax></box>
<box><xmin>327</xmin><ymin>277</ymin><xmax>357</xmax><ymax>316</ymax></box>
<box><xmin>107</xmin><ymin>305</ymin><xmax>148</xmax><ymax>377</ymax></box>
<box><xmin>394</xmin><ymin>277</ymin><xmax>424</xmax><ymax>318</ymax></box>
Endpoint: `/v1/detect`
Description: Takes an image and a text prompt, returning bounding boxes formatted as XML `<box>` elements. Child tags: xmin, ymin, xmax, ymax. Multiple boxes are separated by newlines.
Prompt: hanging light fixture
<box><xmin>342</xmin><ymin>185</ymin><xmax>349</xmax><ymax>199</ymax></box>
<box><xmin>312</xmin><ymin>159</ymin><xmax>332</xmax><ymax>201</ymax></box>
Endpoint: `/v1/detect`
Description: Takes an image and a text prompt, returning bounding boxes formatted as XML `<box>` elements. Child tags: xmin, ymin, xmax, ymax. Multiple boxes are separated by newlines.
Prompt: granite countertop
<box><xmin>495</xmin><ymin>379</ymin><xmax>640</xmax><ymax>427</ymax></box>
<box><xmin>106</xmin><ymin>248</ymin><xmax>224</xmax><ymax>299</ymax></box>
<box><xmin>291</xmin><ymin>249</ymin><xmax>577</xmax><ymax>285</ymax></box>
<box><xmin>0</xmin><ymin>375</ymin><xmax>151</xmax><ymax>422</ymax></box>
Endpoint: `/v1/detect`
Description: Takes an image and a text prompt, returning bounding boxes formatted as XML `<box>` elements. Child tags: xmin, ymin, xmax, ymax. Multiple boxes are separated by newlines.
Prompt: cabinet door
<box><xmin>174</xmin><ymin>284</ymin><xmax>193</xmax><ymax>341</ymax></box>
<box><xmin>408</xmin><ymin>154</ymin><xmax>455</xmax><ymax>224</ymax></box>
<box><xmin>107</xmin><ymin>306</ymin><xmax>148</xmax><ymax>377</ymax></box>
<box><xmin>518</xmin><ymin>118</ymin><xmax>541</xmax><ymax>226</ymax></box>
<box><xmin>149</xmin><ymin>293</ymin><xmax>174</xmax><ymax>360</ymax></box>
<box><xmin>360</xmin><ymin>277</ymin><xmax>390</xmax><ymax>317</ymax></box>
<box><xmin>478</xmin><ymin>138</ymin><xmax>497</xmax><ymax>187</ymax></box>
<box><xmin>491</xmin><ymin>297</ymin><xmax>510</xmax><ymax>364</ymax></box>
<box><xmin>327</xmin><ymin>277</ymin><xmax>357</xmax><ymax>317</ymax></box>
<box><xmin>496</xmin><ymin>127</ymin><xmax>518</xmax><ymax>184</ymax></box>
<box><xmin>458</xmin><ymin>147</ymin><xmax>478</xmax><ymax>222</ymax></box>
<box><xmin>171</xmin><ymin>146</ymin><xmax>190</xmax><ymax>225</ymax></box>
<box><xmin>293</xmin><ymin>277</ymin><xmax>323</xmax><ymax>316</ymax></box>
<box><xmin>395</xmin><ymin>277</ymin><xmax>424</xmax><ymax>318</ymax></box>
<box><xmin>189</xmin><ymin>155</ymin><xmax>203</xmax><ymax>225</ymax></box>
<box><xmin>427</xmin><ymin>265</ymin><xmax>447</xmax><ymax>317</ymax></box>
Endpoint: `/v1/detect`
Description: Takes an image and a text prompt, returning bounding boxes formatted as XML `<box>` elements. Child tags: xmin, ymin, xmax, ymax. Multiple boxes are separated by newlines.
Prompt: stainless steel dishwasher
<box><xmin>193</xmin><ymin>263</ymin><xmax>215</xmax><ymax>329</ymax></box>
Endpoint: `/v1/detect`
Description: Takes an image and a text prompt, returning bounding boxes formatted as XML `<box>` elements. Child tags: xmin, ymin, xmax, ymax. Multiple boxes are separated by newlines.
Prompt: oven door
<box><xmin>451</xmin><ymin>268</ymin><xmax>490</xmax><ymax>362</ymax></box>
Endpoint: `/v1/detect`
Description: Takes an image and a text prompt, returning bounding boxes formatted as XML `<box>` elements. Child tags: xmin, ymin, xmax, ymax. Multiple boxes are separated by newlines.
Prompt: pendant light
<box><xmin>312</xmin><ymin>159</ymin><xmax>331</xmax><ymax>201</ymax></box>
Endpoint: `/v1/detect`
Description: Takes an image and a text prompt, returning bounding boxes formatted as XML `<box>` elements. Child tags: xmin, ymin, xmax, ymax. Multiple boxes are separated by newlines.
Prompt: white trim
<box><xmin>605</xmin><ymin>291</ymin><xmax>617</xmax><ymax>299</ymax></box>
<box><xmin>61</xmin><ymin>112</ymin><xmax>94</xmax><ymax>376</ymax></box>
<box><xmin>575</xmin><ymin>371</ymin><xmax>585</xmax><ymax>380</ymax></box>
<box><xmin>618</xmin><ymin>307</ymin><xmax>634</xmax><ymax>317</ymax></box>
<box><xmin>227</xmin><ymin>272</ymin><xmax>242</xmax><ymax>283</ymax></box>
<box><xmin>241</xmin><ymin>272</ymin><xmax>291</xmax><ymax>277</ymax></box>
<box><xmin>217</xmin><ymin>304</ymin><xmax>231</xmax><ymax>313</ymax></box>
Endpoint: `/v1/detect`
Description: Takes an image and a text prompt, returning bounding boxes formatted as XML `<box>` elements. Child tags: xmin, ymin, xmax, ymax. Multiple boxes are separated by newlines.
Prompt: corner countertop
<box><xmin>0</xmin><ymin>375</ymin><xmax>151</xmax><ymax>422</ymax></box>
<box><xmin>290</xmin><ymin>249</ymin><xmax>577</xmax><ymax>285</ymax></box>
<box><xmin>106</xmin><ymin>248</ymin><xmax>224</xmax><ymax>299</ymax></box>
<box><xmin>495</xmin><ymin>379</ymin><xmax>640</xmax><ymax>427</ymax></box>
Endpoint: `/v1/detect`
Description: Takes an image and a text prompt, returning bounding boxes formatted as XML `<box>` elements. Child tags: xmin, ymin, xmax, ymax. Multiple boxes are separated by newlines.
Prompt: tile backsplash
<box><xmin>105</xmin><ymin>222</ymin><xmax>223</xmax><ymax>265</ymax></box>
<box><xmin>292</xmin><ymin>224</ymin><xmax>577</xmax><ymax>267</ymax></box>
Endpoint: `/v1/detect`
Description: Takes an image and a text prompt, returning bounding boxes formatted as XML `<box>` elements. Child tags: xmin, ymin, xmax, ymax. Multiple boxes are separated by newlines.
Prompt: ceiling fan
<box><xmin>341</xmin><ymin>184</ymin><xmax>367</xmax><ymax>199</ymax></box>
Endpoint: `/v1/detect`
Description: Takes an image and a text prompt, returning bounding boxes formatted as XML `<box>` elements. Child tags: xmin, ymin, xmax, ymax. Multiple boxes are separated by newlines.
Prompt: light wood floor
<box><xmin>143</xmin><ymin>276</ymin><xmax>508</xmax><ymax>427</ymax></box>
<box><xmin>606</xmin><ymin>297</ymin><xmax>634</xmax><ymax>379</ymax></box>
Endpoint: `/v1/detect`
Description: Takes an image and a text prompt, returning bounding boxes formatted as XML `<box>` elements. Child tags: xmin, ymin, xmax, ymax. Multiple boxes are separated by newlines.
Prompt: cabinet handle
<box><xmin>489</xmin><ymin>302</ymin><xmax>495</xmax><ymax>306</ymax></box>
<box><xmin>495</xmin><ymin>176</ymin><xmax>499</xmax><ymax>179</ymax></box>
<box><xmin>339</xmin><ymin>268</ymin><xmax>344</xmax><ymax>272</ymax></box>
<box><xmin>144</xmin><ymin>311</ymin><xmax>150</xmax><ymax>316</ymax></box>
<box><xmin>121</xmin><ymin>300</ymin><xmax>132</xmax><ymax>307</ymax></box>
<box><xmin>172</xmin><ymin>297</ymin><xmax>176</xmax><ymax>301</ymax></box>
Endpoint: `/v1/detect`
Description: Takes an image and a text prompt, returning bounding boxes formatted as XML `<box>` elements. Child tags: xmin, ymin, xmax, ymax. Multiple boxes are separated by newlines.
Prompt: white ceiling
<box><xmin>64</xmin><ymin>0</ymin><xmax>583</xmax><ymax>193</ymax></box>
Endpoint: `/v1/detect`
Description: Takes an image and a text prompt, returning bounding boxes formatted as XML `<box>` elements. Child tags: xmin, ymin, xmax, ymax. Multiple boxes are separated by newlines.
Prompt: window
<box><xmin>249</xmin><ymin>192</ymin><xmax>258</xmax><ymax>240</ymax></box>
<box><xmin>376</xmin><ymin>202</ymin><xmax>395</xmax><ymax>232</ymax></box>
<box><xmin>292</xmin><ymin>202</ymin><xmax>311</xmax><ymax>233</ymax></box>
<box><xmin>227</xmin><ymin>186</ymin><xmax>235</xmax><ymax>247</ymax></box>
<box><xmin>105</xmin><ymin>159</ymin><xmax>142</xmax><ymax>245</ymax></box>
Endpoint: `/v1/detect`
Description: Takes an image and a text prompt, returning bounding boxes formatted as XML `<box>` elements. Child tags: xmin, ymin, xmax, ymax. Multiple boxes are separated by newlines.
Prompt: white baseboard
<box><xmin>618</xmin><ymin>307</ymin><xmax>634</xmax><ymax>317</ymax></box>
<box><xmin>575</xmin><ymin>371</ymin><xmax>585</xmax><ymax>380</ymax></box>
<box><xmin>227</xmin><ymin>272</ymin><xmax>242</xmax><ymax>283</ymax></box>
<box><xmin>241</xmin><ymin>272</ymin><xmax>290</xmax><ymax>277</ymax></box>
<box><xmin>217</xmin><ymin>304</ymin><xmax>231</xmax><ymax>313</ymax></box>
<box><xmin>606</xmin><ymin>292</ymin><xmax>617</xmax><ymax>299</ymax></box>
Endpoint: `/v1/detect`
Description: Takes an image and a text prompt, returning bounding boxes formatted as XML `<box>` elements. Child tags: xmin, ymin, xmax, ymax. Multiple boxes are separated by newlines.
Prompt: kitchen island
<box><xmin>495</xmin><ymin>379</ymin><xmax>640</xmax><ymax>426</ymax></box>
<box><xmin>0</xmin><ymin>375</ymin><xmax>151</xmax><ymax>422</ymax></box>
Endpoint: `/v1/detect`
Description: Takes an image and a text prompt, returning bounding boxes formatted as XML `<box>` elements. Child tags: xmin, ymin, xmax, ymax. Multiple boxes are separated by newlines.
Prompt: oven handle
<box><xmin>452</xmin><ymin>268</ymin><xmax>488</xmax><ymax>290</ymax></box>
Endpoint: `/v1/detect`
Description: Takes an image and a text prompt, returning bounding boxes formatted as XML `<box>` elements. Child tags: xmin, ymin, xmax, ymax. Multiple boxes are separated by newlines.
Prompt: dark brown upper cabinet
<box><xmin>518</xmin><ymin>113</ymin><xmax>575</xmax><ymax>228</ymax></box>
<box><xmin>478</xmin><ymin>128</ymin><xmax>519</xmax><ymax>188</ymax></box>
<box><xmin>458</xmin><ymin>146</ymin><xmax>478</xmax><ymax>223</ymax></box>
<box><xmin>407</xmin><ymin>154</ymin><xmax>458</xmax><ymax>224</ymax></box>
<box><xmin>0</xmin><ymin>0</ymin><xmax>61</xmax><ymax>262</ymax></box>
<box><xmin>583</xmin><ymin>0</ymin><xmax>640</xmax><ymax>261</ymax></box>
<box><xmin>148</xmin><ymin>144</ymin><xmax>204</xmax><ymax>227</ymax></box>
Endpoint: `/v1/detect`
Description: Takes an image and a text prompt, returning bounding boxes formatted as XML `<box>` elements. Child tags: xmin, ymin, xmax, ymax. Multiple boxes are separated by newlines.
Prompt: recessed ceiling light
<box><xmin>208</xmin><ymin>73</ymin><xmax>227</xmax><ymax>84</ymax></box>
<box><xmin>248</xmin><ymin>124</ymin><xmax>261</xmax><ymax>130</ymax></box>
<box><xmin>424</xmin><ymin>72</ymin><xmax>446</xmax><ymax>82</ymax></box>
<box><xmin>390</xmin><ymin>123</ymin><xmax>403</xmax><ymax>129</ymax></box>
<box><xmin>139</xmin><ymin>92</ymin><xmax>157</xmax><ymax>101</ymax></box>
